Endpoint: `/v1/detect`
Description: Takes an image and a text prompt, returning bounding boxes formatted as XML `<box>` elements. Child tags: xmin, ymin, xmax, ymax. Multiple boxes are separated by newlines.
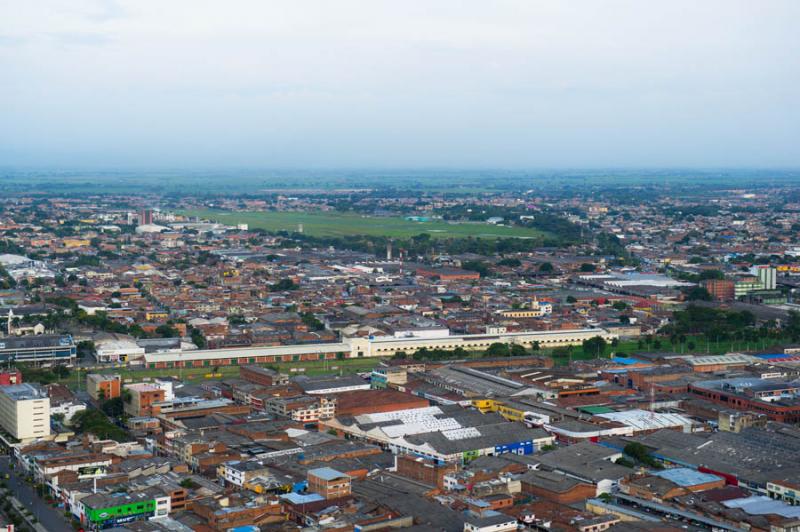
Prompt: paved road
<box><xmin>0</xmin><ymin>456</ymin><xmax>71</xmax><ymax>532</ymax></box>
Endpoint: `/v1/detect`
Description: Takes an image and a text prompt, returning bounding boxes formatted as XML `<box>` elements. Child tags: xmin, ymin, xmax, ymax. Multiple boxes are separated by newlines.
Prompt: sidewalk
<box><xmin>8</xmin><ymin>495</ymin><xmax>48</xmax><ymax>532</ymax></box>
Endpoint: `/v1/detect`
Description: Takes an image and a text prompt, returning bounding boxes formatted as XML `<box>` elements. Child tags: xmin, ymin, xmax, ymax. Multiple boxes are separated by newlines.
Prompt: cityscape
<box><xmin>2</xmin><ymin>1</ymin><xmax>800</xmax><ymax>532</ymax></box>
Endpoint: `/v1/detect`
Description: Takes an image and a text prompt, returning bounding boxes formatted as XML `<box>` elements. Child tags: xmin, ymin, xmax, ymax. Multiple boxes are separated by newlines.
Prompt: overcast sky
<box><xmin>1</xmin><ymin>0</ymin><xmax>799</xmax><ymax>169</ymax></box>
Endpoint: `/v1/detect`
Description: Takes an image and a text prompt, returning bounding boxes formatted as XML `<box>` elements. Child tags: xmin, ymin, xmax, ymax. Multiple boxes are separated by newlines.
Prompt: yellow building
<box><xmin>62</xmin><ymin>238</ymin><xmax>91</xmax><ymax>248</ymax></box>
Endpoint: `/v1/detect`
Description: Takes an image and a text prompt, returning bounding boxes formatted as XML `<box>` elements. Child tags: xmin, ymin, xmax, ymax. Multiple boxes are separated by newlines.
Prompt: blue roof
<box><xmin>653</xmin><ymin>467</ymin><xmax>722</xmax><ymax>487</ymax></box>
<box><xmin>611</xmin><ymin>357</ymin><xmax>645</xmax><ymax>365</ymax></box>
<box><xmin>280</xmin><ymin>492</ymin><xmax>325</xmax><ymax>505</ymax></box>
<box><xmin>308</xmin><ymin>467</ymin><xmax>349</xmax><ymax>481</ymax></box>
<box><xmin>755</xmin><ymin>354</ymin><xmax>787</xmax><ymax>359</ymax></box>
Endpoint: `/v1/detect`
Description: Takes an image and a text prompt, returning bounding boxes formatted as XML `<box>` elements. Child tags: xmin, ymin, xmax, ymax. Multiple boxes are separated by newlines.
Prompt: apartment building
<box><xmin>0</xmin><ymin>383</ymin><xmax>50</xmax><ymax>441</ymax></box>
<box><xmin>307</xmin><ymin>467</ymin><xmax>351</xmax><ymax>499</ymax></box>
<box><xmin>86</xmin><ymin>373</ymin><xmax>122</xmax><ymax>401</ymax></box>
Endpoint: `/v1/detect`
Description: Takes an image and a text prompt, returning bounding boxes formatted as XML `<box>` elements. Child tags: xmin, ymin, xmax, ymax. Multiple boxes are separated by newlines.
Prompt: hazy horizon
<box><xmin>2</xmin><ymin>1</ymin><xmax>799</xmax><ymax>169</ymax></box>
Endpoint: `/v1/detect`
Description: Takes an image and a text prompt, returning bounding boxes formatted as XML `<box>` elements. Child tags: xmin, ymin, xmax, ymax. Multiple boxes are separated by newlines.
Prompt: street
<box><xmin>0</xmin><ymin>456</ymin><xmax>72</xmax><ymax>532</ymax></box>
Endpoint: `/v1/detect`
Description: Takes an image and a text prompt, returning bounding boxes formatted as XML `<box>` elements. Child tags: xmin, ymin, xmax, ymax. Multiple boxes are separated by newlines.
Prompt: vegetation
<box><xmin>623</xmin><ymin>442</ymin><xmax>663</xmax><ymax>469</ymax></box>
<box><xmin>581</xmin><ymin>336</ymin><xmax>607</xmax><ymax>358</ymax></box>
<box><xmin>71</xmin><ymin>408</ymin><xmax>129</xmax><ymax>442</ymax></box>
<box><xmin>181</xmin><ymin>209</ymin><xmax>550</xmax><ymax>240</ymax></box>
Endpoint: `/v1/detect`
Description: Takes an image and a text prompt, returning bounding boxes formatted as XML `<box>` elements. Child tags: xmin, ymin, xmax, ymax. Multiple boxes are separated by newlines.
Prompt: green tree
<box><xmin>582</xmin><ymin>336</ymin><xmax>607</xmax><ymax>358</ymax></box>
<box><xmin>538</xmin><ymin>262</ymin><xmax>554</xmax><ymax>273</ymax></box>
<box><xmin>485</xmin><ymin>343</ymin><xmax>510</xmax><ymax>357</ymax></box>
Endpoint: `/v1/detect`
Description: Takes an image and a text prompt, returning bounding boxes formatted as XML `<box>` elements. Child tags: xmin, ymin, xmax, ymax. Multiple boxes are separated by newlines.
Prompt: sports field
<box><xmin>180</xmin><ymin>209</ymin><xmax>548</xmax><ymax>240</ymax></box>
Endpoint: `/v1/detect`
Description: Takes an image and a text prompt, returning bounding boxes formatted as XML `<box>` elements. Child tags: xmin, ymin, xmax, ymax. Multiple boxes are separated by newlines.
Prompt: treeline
<box><xmin>661</xmin><ymin>305</ymin><xmax>757</xmax><ymax>339</ymax></box>
<box><xmin>269</xmin><ymin>230</ymin><xmax>567</xmax><ymax>258</ymax></box>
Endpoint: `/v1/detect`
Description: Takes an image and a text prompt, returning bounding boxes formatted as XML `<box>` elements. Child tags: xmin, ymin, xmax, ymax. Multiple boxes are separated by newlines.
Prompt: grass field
<box><xmin>180</xmin><ymin>209</ymin><xmax>548</xmax><ymax>240</ymax></box>
<box><xmin>57</xmin><ymin>357</ymin><xmax>380</xmax><ymax>390</ymax></box>
<box><xmin>51</xmin><ymin>334</ymin><xmax>781</xmax><ymax>389</ymax></box>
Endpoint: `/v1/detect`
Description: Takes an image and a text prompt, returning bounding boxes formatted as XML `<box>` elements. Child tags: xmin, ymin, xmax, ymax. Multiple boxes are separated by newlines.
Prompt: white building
<box><xmin>0</xmin><ymin>384</ymin><xmax>50</xmax><ymax>441</ymax></box>
<box><xmin>94</xmin><ymin>333</ymin><xmax>146</xmax><ymax>363</ymax></box>
<box><xmin>50</xmin><ymin>400</ymin><xmax>87</xmax><ymax>424</ymax></box>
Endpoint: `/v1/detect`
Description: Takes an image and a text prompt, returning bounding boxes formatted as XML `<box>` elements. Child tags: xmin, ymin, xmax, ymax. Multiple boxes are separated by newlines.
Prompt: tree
<box><xmin>538</xmin><ymin>262</ymin><xmax>554</xmax><ymax>273</ymax></box>
<box><xmin>580</xmin><ymin>263</ymin><xmax>596</xmax><ymax>272</ymax></box>
<box><xmin>190</xmin><ymin>327</ymin><xmax>206</xmax><ymax>348</ymax></box>
<box><xmin>612</xmin><ymin>301</ymin><xmax>629</xmax><ymax>311</ymax></box>
<box><xmin>102</xmin><ymin>397</ymin><xmax>125</xmax><ymax>418</ymax></box>
<box><xmin>485</xmin><ymin>343</ymin><xmax>510</xmax><ymax>357</ymax></box>
<box><xmin>77</xmin><ymin>340</ymin><xmax>95</xmax><ymax>359</ymax></box>
<box><xmin>301</xmin><ymin>312</ymin><xmax>325</xmax><ymax>331</ymax></box>
<box><xmin>582</xmin><ymin>336</ymin><xmax>607</xmax><ymax>358</ymax></box>
<box><xmin>509</xmin><ymin>344</ymin><xmax>528</xmax><ymax>357</ymax></box>
<box><xmin>686</xmin><ymin>286</ymin><xmax>712</xmax><ymax>301</ymax></box>
<box><xmin>155</xmin><ymin>324</ymin><xmax>178</xmax><ymax>338</ymax></box>
<box><xmin>497</xmin><ymin>258</ymin><xmax>521</xmax><ymax>267</ymax></box>
<box><xmin>270</xmin><ymin>278</ymin><xmax>299</xmax><ymax>291</ymax></box>
<box><xmin>531</xmin><ymin>341</ymin><xmax>540</xmax><ymax>351</ymax></box>
<box><xmin>461</xmin><ymin>260</ymin><xmax>490</xmax><ymax>277</ymax></box>
<box><xmin>566</xmin><ymin>295</ymin><xmax>577</xmax><ymax>304</ymax></box>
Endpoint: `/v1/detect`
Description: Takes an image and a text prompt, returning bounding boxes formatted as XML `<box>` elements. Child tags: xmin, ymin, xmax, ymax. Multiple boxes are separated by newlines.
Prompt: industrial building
<box><xmin>0</xmin><ymin>334</ymin><xmax>76</xmax><ymax>365</ymax></box>
<box><xmin>321</xmin><ymin>404</ymin><xmax>555</xmax><ymax>463</ymax></box>
<box><xmin>141</xmin><ymin>328</ymin><xmax>615</xmax><ymax>369</ymax></box>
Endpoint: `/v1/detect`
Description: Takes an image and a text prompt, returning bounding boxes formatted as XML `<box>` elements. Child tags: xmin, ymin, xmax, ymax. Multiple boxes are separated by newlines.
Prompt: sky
<box><xmin>1</xmin><ymin>0</ymin><xmax>799</xmax><ymax>170</ymax></box>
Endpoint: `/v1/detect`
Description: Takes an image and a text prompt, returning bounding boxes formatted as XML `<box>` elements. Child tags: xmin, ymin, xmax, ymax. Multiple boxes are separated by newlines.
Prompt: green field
<box><xmin>54</xmin><ymin>357</ymin><xmax>380</xmax><ymax>390</ymax></box>
<box><xmin>180</xmin><ymin>209</ymin><xmax>548</xmax><ymax>240</ymax></box>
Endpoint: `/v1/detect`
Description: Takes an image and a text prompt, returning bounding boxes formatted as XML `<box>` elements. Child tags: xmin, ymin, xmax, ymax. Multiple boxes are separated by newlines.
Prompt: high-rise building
<box><xmin>0</xmin><ymin>383</ymin><xmax>50</xmax><ymax>440</ymax></box>
<box><xmin>701</xmin><ymin>279</ymin><xmax>735</xmax><ymax>301</ymax></box>
<box><xmin>753</xmin><ymin>265</ymin><xmax>777</xmax><ymax>290</ymax></box>
<box><xmin>138</xmin><ymin>208</ymin><xmax>154</xmax><ymax>225</ymax></box>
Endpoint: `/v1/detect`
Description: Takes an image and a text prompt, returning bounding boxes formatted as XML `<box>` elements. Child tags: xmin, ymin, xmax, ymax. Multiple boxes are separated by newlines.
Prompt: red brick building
<box><xmin>520</xmin><ymin>470</ymin><xmax>597</xmax><ymax>504</ymax></box>
<box><xmin>395</xmin><ymin>455</ymin><xmax>458</xmax><ymax>488</ymax></box>
<box><xmin>334</xmin><ymin>389</ymin><xmax>429</xmax><ymax>417</ymax></box>
<box><xmin>701</xmin><ymin>279</ymin><xmax>735</xmax><ymax>301</ymax></box>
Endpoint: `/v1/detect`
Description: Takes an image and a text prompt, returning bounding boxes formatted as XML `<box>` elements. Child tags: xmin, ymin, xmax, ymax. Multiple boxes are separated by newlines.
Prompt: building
<box><xmin>93</xmin><ymin>333</ymin><xmax>146</xmax><ymax>363</ymax></box>
<box><xmin>753</xmin><ymin>265</ymin><xmax>778</xmax><ymax>290</ymax></box>
<box><xmin>322</xmin><ymin>404</ymin><xmax>555</xmax><ymax>463</ymax></box>
<box><xmin>77</xmin><ymin>489</ymin><xmax>169</xmax><ymax>529</ymax></box>
<box><xmin>334</xmin><ymin>389</ymin><xmax>429</xmax><ymax>417</ymax></box>
<box><xmin>239</xmin><ymin>365</ymin><xmax>289</xmax><ymax>386</ymax></box>
<box><xmin>0</xmin><ymin>334</ymin><xmax>76</xmax><ymax>365</ymax></box>
<box><xmin>416</xmin><ymin>266</ymin><xmax>481</xmax><ymax>281</ymax></box>
<box><xmin>768</xmin><ymin>480</ymin><xmax>800</xmax><ymax>506</ymax></box>
<box><xmin>217</xmin><ymin>460</ymin><xmax>271</xmax><ymax>488</ymax></box>
<box><xmin>735</xmin><ymin>276</ymin><xmax>764</xmax><ymax>298</ymax></box>
<box><xmin>141</xmin><ymin>328</ymin><xmax>616</xmax><ymax>369</ymax></box>
<box><xmin>294</xmin><ymin>374</ymin><xmax>371</xmax><ymax>395</ymax></box>
<box><xmin>395</xmin><ymin>454</ymin><xmax>457</xmax><ymax>488</ymax></box>
<box><xmin>86</xmin><ymin>374</ymin><xmax>122</xmax><ymax>401</ymax></box>
<box><xmin>307</xmin><ymin>467</ymin><xmax>351</xmax><ymax>499</ymax></box>
<box><xmin>0</xmin><ymin>370</ymin><xmax>22</xmax><ymax>386</ymax></box>
<box><xmin>520</xmin><ymin>469</ymin><xmax>597</xmax><ymax>504</ymax></box>
<box><xmin>124</xmin><ymin>383</ymin><xmax>166</xmax><ymax>417</ymax></box>
<box><xmin>689</xmin><ymin>377</ymin><xmax>800</xmax><ymax>423</ymax></box>
<box><xmin>348</xmin><ymin>328</ymin><xmax>617</xmax><ymax>359</ymax></box>
<box><xmin>264</xmin><ymin>395</ymin><xmax>335</xmax><ymax>423</ymax></box>
<box><xmin>0</xmin><ymin>383</ymin><xmax>50</xmax><ymax>441</ymax></box>
<box><xmin>701</xmin><ymin>279</ymin><xmax>735</xmax><ymax>301</ymax></box>
<box><xmin>464</xmin><ymin>513</ymin><xmax>518</xmax><ymax>532</ymax></box>
<box><xmin>497</xmin><ymin>300</ymin><xmax>553</xmax><ymax>319</ymax></box>
<box><xmin>138</xmin><ymin>208</ymin><xmax>154</xmax><ymax>225</ymax></box>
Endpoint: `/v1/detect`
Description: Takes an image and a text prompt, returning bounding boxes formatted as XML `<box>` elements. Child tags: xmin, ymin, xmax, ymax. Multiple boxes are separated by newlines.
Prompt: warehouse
<box><xmin>142</xmin><ymin>328</ymin><xmax>615</xmax><ymax>369</ymax></box>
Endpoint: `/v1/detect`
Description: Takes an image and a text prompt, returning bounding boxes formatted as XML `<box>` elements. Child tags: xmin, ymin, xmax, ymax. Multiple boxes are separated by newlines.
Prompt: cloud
<box><xmin>0</xmin><ymin>0</ymin><xmax>798</xmax><ymax>168</ymax></box>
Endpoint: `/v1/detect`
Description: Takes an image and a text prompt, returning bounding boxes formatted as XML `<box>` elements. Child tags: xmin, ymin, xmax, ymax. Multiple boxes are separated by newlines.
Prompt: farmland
<box><xmin>180</xmin><ymin>209</ymin><xmax>549</xmax><ymax>240</ymax></box>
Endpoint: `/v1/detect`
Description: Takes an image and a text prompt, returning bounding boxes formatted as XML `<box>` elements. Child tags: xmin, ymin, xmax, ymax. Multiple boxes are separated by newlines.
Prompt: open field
<box><xmin>46</xmin><ymin>334</ymin><xmax>783</xmax><ymax>388</ymax></box>
<box><xmin>56</xmin><ymin>357</ymin><xmax>381</xmax><ymax>390</ymax></box>
<box><xmin>180</xmin><ymin>209</ymin><xmax>549</xmax><ymax>240</ymax></box>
